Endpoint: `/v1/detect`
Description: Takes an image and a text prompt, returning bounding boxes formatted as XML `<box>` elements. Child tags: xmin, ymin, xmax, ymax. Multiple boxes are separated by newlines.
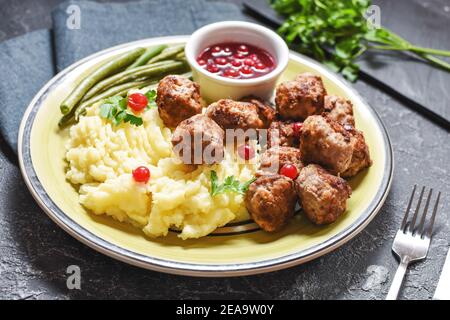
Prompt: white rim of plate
<box><xmin>18</xmin><ymin>35</ymin><xmax>394</xmax><ymax>277</ymax></box>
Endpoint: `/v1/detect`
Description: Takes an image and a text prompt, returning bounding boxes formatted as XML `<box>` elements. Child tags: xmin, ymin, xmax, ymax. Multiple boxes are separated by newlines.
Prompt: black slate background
<box><xmin>357</xmin><ymin>0</ymin><xmax>450</xmax><ymax>126</ymax></box>
<box><xmin>243</xmin><ymin>0</ymin><xmax>450</xmax><ymax>128</ymax></box>
<box><xmin>0</xmin><ymin>0</ymin><xmax>449</xmax><ymax>300</ymax></box>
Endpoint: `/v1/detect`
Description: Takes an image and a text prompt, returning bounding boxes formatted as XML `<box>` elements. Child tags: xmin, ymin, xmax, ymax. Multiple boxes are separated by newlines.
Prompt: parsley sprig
<box><xmin>145</xmin><ymin>89</ymin><xmax>158</xmax><ymax>109</ymax></box>
<box><xmin>99</xmin><ymin>89</ymin><xmax>157</xmax><ymax>126</ymax></box>
<box><xmin>272</xmin><ymin>0</ymin><xmax>450</xmax><ymax>81</ymax></box>
<box><xmin>210</xmin><ymin>171</ymin><xmax>256</xmax><ymax>196</ymax></box>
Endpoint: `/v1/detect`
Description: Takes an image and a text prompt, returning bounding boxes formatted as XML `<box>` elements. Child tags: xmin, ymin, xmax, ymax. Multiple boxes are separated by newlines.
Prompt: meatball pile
<box><xmin>158</xmin><ymin>76</ymin><xmax>276</xmax><ymax>165</ymax></box>
<box><xmin>244</xmin><ymin>72</ymin><xmax>372</xmax><ymax>232</ymax></box>
<box><xmin>155</xmin><ymin>72</ymin><xmax>372</xmax><ymax>233</ymax></box>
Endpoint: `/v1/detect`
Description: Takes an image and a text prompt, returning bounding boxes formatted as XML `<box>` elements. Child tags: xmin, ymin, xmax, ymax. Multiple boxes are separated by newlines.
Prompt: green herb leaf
<box><xmin>98</xmin><ymin>95</ymin><xmax>145</xmax><ymax>126</ymax></box>
<box><xmin>341</xmin><ymin>64</ymin><xmax>359</xmax><ymax>83</ymax></box>
<box><xmin>145</xmin><ymin>89</ymin><xmax>157</xmax><ymax>100</ymax></box>
<box><xmin>104</xmin><ymin>96</ymin><xmax>123</xmax><ymax>105</ymax></box>
<box><xmin>147</xmin><ymin>101</ymin><xmax>157</xmax><ymax>109</ymax></box>
<box><xmin>272</xmin><ymin>0</ymin><xmax>450</xmax><ymax>81</ymax></box>
<box><xmin>99</xmin><ymin>103</ymin><xmax>114</xmax><ymax>119</ymax></box>
<box><xmin>210</xmin><ymin>170</ymin><xmax>219</xmax><ymax>195</ymax></box>
<box><xmin>118</xmin><ymin>97</ymin><xmax>128</xmax><ymax>110</ymax></box>
<box><xmin>237</xmin><ymin>177</ymin><xmax>257</xmax><ymax>194</ymax></box>
<box><xmin>145</xmin><ymin>89</ymin><xmax>158</xmax><ymax>109</ymax></box>
<box><xmin>124</xmin><ymin>113</ymin><xmax>144</xmax><ymax>126</ymax></box>
<box><xmin>209</xmin><ymin>171</ymin><xmax>256</xmax><ymax>196</ymax></box>
<box><xmin>114</xmin><ymin>110</ymin><xmax>127</xmax><ymax>125</ymax></box>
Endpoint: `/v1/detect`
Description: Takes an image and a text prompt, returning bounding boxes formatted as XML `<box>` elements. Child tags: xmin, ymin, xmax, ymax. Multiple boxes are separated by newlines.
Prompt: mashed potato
<box><xmin>65</xmin><ymin>88</ymin><xmax>259</xmax><ymax>239</ymax></box>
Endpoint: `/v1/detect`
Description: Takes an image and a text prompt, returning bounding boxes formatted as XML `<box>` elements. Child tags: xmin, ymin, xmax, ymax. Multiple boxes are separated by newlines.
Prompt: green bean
<box><xmin>126</xmin><ymin>45</ymin><xmax>167</xmax><ymax>70</ymax></box>
<box><xmin>147</xmin><ymin>45</ymin><xmax>185</xmax><ymax>64</ymax></box>
<box><xmin>60</xmin><ymin>47</ymin><xmax>145</xmax><ymax>115</ymax></box>
<box><xmin>113</xmin><ymin>61</ymin><xmax>187</xmax><ymax>84</ymax></box>
<box><xmin>82</xmin><ymin>60</ymin><xmax>184</xmax><ymax>101</ymax></box>
<box><xmin>58</xmin><ymin>111</ymin><xmax>78</xmax><ymax>128</ymax></box>
<box><xmin>174</xmin><ymin>52</ymin><xmax>187</xmax><ymax>64</ymax></box>
<box><xmin>74</xmin><ymin>79</ymin><xmax>158</xmax><ymax>121</ymax></box>
<box><xmin>175</xmin><ymin>51</ymin><xmax>185</xmax><ymax>60</ymax></box>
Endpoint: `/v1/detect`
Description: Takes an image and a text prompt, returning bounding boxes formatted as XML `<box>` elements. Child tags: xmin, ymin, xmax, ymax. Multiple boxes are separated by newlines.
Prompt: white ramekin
<box><xmin>185</xmin><ymin>21</ymin><xmax>289</xmax><ymax>103</ymax></box>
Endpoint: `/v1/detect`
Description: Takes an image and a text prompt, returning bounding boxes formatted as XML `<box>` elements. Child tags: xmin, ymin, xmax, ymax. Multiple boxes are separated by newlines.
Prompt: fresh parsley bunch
<box><xmin>272</xmin><ymin>0</ymin><xmax>450</xmax><ymax>81</ymax></box>
<box><xmin>99</xmin><ymin>89</ymin><xmax>157</xmax><ymax>126</ymax></box>
<box><xmin>210</xmin><ymin>171</ymin><xmax>256</xmax><ymax>196</ymax></box>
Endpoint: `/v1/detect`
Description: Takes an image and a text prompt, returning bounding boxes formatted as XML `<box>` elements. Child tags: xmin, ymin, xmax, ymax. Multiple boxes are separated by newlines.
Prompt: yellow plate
<box><xmin>18</xmin><ymin>36</ymin><xmax>393</xmax><ymax>277</ymax></box>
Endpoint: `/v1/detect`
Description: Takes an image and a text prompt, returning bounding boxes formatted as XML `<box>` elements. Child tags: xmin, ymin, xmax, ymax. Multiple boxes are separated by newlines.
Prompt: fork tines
<box><xmin>400</xmin><ymin>185</ymin><xmax>441</xmax><ymax>239</ymax></box>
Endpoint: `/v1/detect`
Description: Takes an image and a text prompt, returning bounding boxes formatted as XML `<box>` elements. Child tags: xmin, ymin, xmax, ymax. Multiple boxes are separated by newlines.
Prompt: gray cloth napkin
<box><xmin>0</xmin><ymin>0</ymin><xmax>247</xmax><ymax>155</ymax></box>
<box><xmin>0</xmin><ymin>29</ymin><xmax>55</xmax><ymax>153</ymax></box>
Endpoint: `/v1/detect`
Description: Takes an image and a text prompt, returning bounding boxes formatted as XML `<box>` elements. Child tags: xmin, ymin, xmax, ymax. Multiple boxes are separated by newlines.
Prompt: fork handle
<box><xmin>386</xmin><ymin>257</ymin><xmax>410</xmax><ymax>300</ymax></box>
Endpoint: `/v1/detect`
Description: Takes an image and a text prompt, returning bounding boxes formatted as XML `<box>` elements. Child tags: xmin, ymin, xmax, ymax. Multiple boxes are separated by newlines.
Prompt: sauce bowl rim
<box><xmin>185</xmin><ymin>21</ymin><xmax>289</xmax><ymax>86</ymax></box>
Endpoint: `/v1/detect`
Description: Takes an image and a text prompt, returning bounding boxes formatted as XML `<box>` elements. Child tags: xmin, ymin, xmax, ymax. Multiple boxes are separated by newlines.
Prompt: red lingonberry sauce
<box><xmin>196</xmin><ymin>42</ymin><xmax>275</xmax><ymax>79</ymax></box>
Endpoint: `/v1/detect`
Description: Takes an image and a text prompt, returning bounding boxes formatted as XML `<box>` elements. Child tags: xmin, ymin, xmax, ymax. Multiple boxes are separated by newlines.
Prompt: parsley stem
<box><xmin>369</xmin><ymin>45</ymin><xmax>450</xmax><ymax>71</ymax></box>
<box><xmin>372</xmin><ymin>44</ymin><xmax>450</xmax><ymax>58</ymax></box>
<box><xmin>416</xmin><ymin>53</ymin><xmax>450</xmax><ymax>72</ymax></box>
<box><xmin>369</xmin><ymin>45</ymin><xmax>406</xmax><ymax>51</ymax></box>
<box><xmin>409</xmin><ymin>46</ymin><xmax>450</xmax><ymax>57</ymax></box>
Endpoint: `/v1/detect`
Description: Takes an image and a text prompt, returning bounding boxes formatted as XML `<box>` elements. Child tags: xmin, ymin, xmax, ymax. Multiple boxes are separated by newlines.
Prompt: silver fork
<box><xmin>386</xmin><ymin>185</ymin><xmax>441</xmax><ymax>300</ymax></box>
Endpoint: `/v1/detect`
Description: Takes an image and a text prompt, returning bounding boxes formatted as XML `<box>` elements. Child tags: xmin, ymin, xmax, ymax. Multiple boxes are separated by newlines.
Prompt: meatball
<box><xmin>341</xmin><ymin>128</ymin><xmax>372</xmax><ymax>178</ymax></box>
<box><xmin>245</xmin><ymin>174</ymin><xmax>297</xmax><ymax>232</ymax></box>
<box><xmin>275</xmin><ymin>73</ymin><xmax>327</xmax><ymax>121</ymax></box>
<box><xmin>259</xmin><ymin>146</ymin><xmax>303</xmax><ymax>175</ymax></box>
<box><xmin>206</xmin><ymin>98</ymin><xmax>274</xmax><ymax>131</ymax></box>
<box><xmin>300</xmin><ymin>115</ymin><xmax>353</xmax><ymax>175</ymax></box>
<box><xmin>323</xmin><ymin>95</ymin><xmax>355</xmax><ymax>127</ymax></box>
<box><xmin>267</xmin><ymin>120</ymin><xmax>300</xmax><ymax>148</ymax></box>
<box><xmin>171</xmin><ymin>114</ymin><xmax>224</xmax><ymax>165</ymax></box>
<box><xmin>156</xmin><ymin>75</ymin><xmax>202</xmax><ymax>128</ymax></box>
<box><xmin>241</xmin><ymin>96</ymin><xmax>276</xmax><ymax>127</ymax></box>
<box><xmin>295</xmin><ymin>164</ymin><xmax>351</xmax><ymax>225</ymax></box>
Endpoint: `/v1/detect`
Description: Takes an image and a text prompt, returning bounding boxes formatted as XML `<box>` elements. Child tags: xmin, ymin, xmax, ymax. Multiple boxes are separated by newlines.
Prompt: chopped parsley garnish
<box><xmin>99</xmin><ymin>89</ymin><xmax>157</xmax><ymax>126</ymax></box>
<box><xmin>210</xmin><ymin>170</ymin><xmax>256</xmax><ymax>196</ymax></box>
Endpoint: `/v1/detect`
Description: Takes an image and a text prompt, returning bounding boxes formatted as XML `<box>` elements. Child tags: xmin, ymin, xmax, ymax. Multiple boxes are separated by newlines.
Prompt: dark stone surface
<box><xmin>0</xmin><ymin>0</ymin><xmax>449</xmax><ymax>300</ymax></box>
<box><xmin>243</xmin><ymin>0</ymin><xmax>450</xmax><ymax>128</ymax></box>
<box><xmin>357</xmin><ymin>0</ymin><xmax>450</xmax><ymax>126</ymax></box>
